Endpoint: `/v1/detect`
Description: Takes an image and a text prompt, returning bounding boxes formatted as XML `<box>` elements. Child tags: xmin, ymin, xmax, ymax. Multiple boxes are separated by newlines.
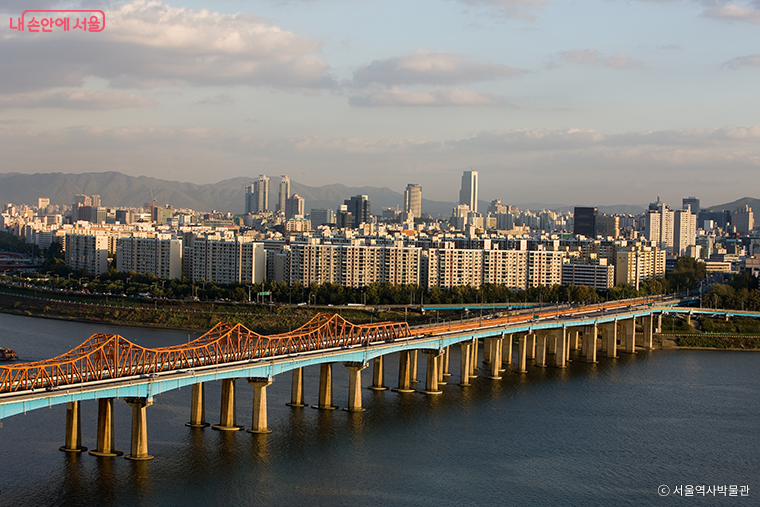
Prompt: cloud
<box><xmin>196</xmin><ymin>94</ymin><xmax>233</xmax><ymax>105</ymax></box>
<box><xmin>0</xmin><ymin>0</ymin><xmax>334</xmax><ymax>94</ymax></box>
<box><xmin>458</xmin><ymin>0</ymin><xmax>546</xmax><ymax>21</ymax></box>
<box><xmin>558</xmin><ymin>48</ymin><xmax>642</xmax><ymax>69</ymax></box>
<box><xmin>703</xmin><ymin>3</ymin><xmax>760</xmax><ymax>24</ymax></box>
<box><xmin>352</xmin><ymin>49</ymin><xmax>524</xmax><ymax>86</ymax></box>
<box><xmin>0</xmin><ymin>90</ymin><xmax>157</xmax><ymax>109</ymax></box>
<box><xmin>348</xmin><ymin>87</ymin><xmax>505</xmax><ymax>107</ymax></box>
<box><xmin>723</xmin><ymin>53</ymin><xmax>760</xmax><ymax>67</ymax></box>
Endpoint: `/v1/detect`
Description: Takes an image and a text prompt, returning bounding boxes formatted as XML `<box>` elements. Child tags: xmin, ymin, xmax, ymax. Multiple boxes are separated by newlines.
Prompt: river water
<box><xmin>0</xmin><ymin>313</ymin><xmax>757</xmax><ymax>506</ymax></box>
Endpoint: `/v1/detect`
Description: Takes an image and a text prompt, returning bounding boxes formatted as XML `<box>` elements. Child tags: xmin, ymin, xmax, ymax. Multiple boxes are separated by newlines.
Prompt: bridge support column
<box><xmin>554</xmin><ymin>329</ymin><xmax>567</xmax><ymax>368</ymax></box>
<box><xmin>535</xmin><ymin>333</ymin><xmax>547</xmax><ymax>367</ymax></box>
<box><xmin>436</xmin><ymin>354</ymin><xmax>447</xmax><ymax>385</ymax></box>
<box><xmin>687</xmin><ymin>312</ymin><xmax>692</xmax><ymax>326</ymax></box>
<box><xmin>421</xmin><ymin>350</ymin><xmax>443</xmax><ymax>395</ymax></box>
<box><xmin>602</xmin><ymin>322</ymin><xmax>617</xmax><ymax>358</ymax></box>
<box><xmin>313</xmin><ymin>363</ymin><xmax>338</xmax><ymax>409</ymax></box>
<box><xmin>60</xmin><ymin>401</ymin><xmax>87</xmax><ymax>453</ymax></box>
<box><xmin>548</xmin><ymin>334</ymin><xmax>557</xmax><ymax>356</ymax></box>
<box><xmin>483</xmin><ymin>338</ymin><xmax>492</xmax><ymax>364</ymax></box>
<box><xmin>459</xmin><ymin>342</ymin><xmax>472</xmax><ymax>386</ymax></box>
<box><xmin>644</xmin><ymin>314</ymin><xmax>654</xmax><ymax>349</ymax></box>
<box><xmin>488</xmin><ymin>337</ymin><xmax>503</xmax><ymax>379</ymax></box>
<box><xmin>247</xmin><ymin>377</ymin><xmax>273</xmax><ymax>433</ymax></box>
<box><xmin>502</xmin><ymin>334</ymin><xmax>513</xmax><ymax>368</ymax></box>
<box><xmin>656</xmin><ymin>314</ymin><xmax>662</xmax><ymax>334</ymax></box>
<box><xmin>410</xmin><ymin>350</ymin><xmax>420</xmax><ymax>383</ymax></box>
<box><xmin>442</xmin><ymin>346</ymin><xmax>451</xmax><ymax>378</ymax></box>
<box><xmin>526</xmin><ymin>334</ymin><xmax>536</xmax><ymax>360</ymax></box>
<box><xmin>186</xmin><ymin>383</ymin><xmax>210</xmax><ymax>428</ymax></box>
<box><xmin>623</xmin><ymin>318</ymin><xmax>636</xmax><ymax>354</ymax></box>
<box><xmin>584</xmin><ymin>325</ymin><xmax>597</xmax><ymax>363</ymax></box>
<box><xmin>90</xmin><ymin>398</ymin><xmax>123</xmax><ymax>457</ymax></box>
<box><xmin>471</xmin><ymin>339</ymin><xmax>480</xmax><ymax>371</ymax></box>
<box><xmin>369</xmin><ymin>356</ymin><xmax>388</xmax><ymax>391</ymax></box>
<box><xmin>213</xmin><ymin>379</ymin><xmax>243</xmax><ymax>431</ymax></box>
<box><xmin>286</xmin><ymin>368</ymin><xmax>306</xmax><ymax>407</ymax></box>
<box><xmin>392</xmin><ymin>352</ymin><xmax>415</xmax><ymax>393</ymax></box>
<box><xmin>344</xmin><ymin>362</ymin><xmax>368</xmax><ymax>412</ymax></box>
<box><xmin>517</xmin><ymin>335</ymin><xmax>528</xmax><ymax>373</ymax></box>
<box><xmin>125</xmin><ymin>397</ymin><xmax>153</xmax><ymax>461</ymax></box>
<box><xmin>569</xmin><ymin>330</ymin><xmax>579</xmax><ymax>351</ymax></box>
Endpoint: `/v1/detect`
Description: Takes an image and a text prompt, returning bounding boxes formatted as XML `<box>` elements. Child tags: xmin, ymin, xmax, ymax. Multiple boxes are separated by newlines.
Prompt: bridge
<box><xmin>1</xmin><ymin>298</ymin><xmax>757</xmax><ymax>460</ymax></box>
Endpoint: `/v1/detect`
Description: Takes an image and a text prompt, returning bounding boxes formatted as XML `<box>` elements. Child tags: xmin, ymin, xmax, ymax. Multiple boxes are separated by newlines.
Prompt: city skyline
<box><xmin>1</xmin><ymin>0</ymin><xmax>759</xmax><ymax>207</ymax></box>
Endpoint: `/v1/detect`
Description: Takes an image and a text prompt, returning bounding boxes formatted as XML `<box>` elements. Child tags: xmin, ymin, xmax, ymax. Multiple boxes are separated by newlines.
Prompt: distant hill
<box><xmin>0</xmin><ymin>172</ymin><xmax>457</xmax><ymax>216</ymax></box>
<box><xmin>706</xmin><ymin>197</ymin><xmax>759</xmax><ymax>213</ymax></box>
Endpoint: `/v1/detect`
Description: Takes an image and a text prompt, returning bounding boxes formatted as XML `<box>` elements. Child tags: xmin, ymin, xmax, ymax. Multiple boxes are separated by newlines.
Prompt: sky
<box><xmin>1</xmin><ymin>0</ymin><xmax>759</xmax><ymax>208</ymax></box>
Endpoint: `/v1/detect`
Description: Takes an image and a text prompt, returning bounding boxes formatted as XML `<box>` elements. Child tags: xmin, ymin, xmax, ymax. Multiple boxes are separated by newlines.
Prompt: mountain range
<box><xmin>0</xmin><ymin>172</ymin><xmax>753</xmax><ymax>218</ymax></box>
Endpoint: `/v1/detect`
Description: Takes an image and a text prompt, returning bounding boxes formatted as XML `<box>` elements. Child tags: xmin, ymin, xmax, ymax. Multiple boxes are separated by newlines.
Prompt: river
<box><xmin>0</xmin><ymin>313</ymin><xmax>756</xmax><ymax>506</ymax></box>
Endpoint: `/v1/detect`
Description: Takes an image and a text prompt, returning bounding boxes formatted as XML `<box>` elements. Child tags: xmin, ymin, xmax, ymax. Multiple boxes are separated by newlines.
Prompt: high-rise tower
<box><xmin>246</xmin><ymin>175</ymin><xmax>270</xmax><ymax>213</ymax></box>
<box><xmin>404</xmin><ymin>184</ymin><xmax>422</xmax><ymax>218</ymax></box>
<box><xmin>278</xmin><ymin>175</ymin><xmax>291</xmax><ymax>212</ymax></box>
<box><xmin>459</xmin><ymin>170</ymin><xmax>478</xmax><ymax>213</ymax></box>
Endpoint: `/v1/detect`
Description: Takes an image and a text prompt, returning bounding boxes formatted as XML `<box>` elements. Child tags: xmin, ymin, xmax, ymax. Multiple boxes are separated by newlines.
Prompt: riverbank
<box><xmin>0</xmin><ymin>291</ymin><xmax>425</xmax><ymax>335</ymax></box>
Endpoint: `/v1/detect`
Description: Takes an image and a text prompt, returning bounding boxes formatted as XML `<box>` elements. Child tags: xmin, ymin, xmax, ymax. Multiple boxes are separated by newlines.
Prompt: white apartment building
<box><xmin>615</xmin><ymin>244</ymin><xmax>666</xmax><ymax>289</ymax></box>
<box><xmin>116</xmin><ymin>234</ymin><xmax>182</xmax><ymax>279</ymax></box>
<box><xmin>65</xmin><ymin>233</ymin><xmax>109</xmax><ymax>275</ymax></box>
<box><xmin>190</xmin><ymin>237</ymin><xmax>265</xmax><ymax>285</ymax></box>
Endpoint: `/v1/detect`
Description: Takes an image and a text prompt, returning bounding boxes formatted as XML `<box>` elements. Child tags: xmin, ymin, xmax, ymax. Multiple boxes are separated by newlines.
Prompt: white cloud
<box><xmin>0</xmin><ymin>90</ymin><xmax>157</xmax><ymax>109</ymax></box>
<box><xmin>558</xmin><ymin>48</ymin><xmax>642</xmax><ymax>69</ymax></box>
<box><xmin>723</xmin><ymin>53</ymin><xmax>760</xmax><ymax>67</ymax></box>
<box><xmin>704</xmin><ymin>3</ymin><xmax>760</xmax><ymax>24</ymax></box>
<box><xmin>459</xmin><ymin>0</ymin><xmax>546</xmax><ymax>21</ymax></box>
<box><xmin>196</xmin><ymin>94</ymin><xmax>234</xmax><ymax>105</ymax></box>
<box><xmin>348</xmin><ymin>87</ymin><xmax>505</xmax><ymax>107</ymax></box>
<box><xmin>0</xmin><ymin>0</ymin><xmax>333</xmax><ymax>93</ymax></box>
<box><xmin>352</xmin><ymin>49</ymin><xmax>524</xmax><ymax>86</ymax></box>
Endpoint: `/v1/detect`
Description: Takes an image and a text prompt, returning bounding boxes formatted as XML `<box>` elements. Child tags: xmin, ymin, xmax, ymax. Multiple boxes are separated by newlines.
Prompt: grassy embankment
<box><xmin>657</xmin><ymin>315</ymin><xmax>760</xmax><ymax>349</ymax></box>
<box><xmin>0</xmin><ymin>286</ymin><xmax>430</xmax><ymax>335</ymax></box>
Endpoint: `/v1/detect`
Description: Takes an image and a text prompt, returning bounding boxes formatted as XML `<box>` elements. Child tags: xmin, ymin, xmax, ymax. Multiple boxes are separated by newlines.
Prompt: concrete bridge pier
<box><xmin>548</xmin><ymin>334</ymin><xmax>557</xmax><ymax>356</ymax></box>
<box><xmin>90</xmin><ymin>398</ymin><xmax>123</xmax><ymax>457</ymax></box>
<box><xmin>483</xmin><ymin>338</ymin><xmax>492</xmax><ymax>364</ymax></box>
<box><xmin>656</xmin><ymin>313</ymin><xmax>663</xmax><ymax>333</ymax></box>
<box><xmin>502</xmin><ymin>334</ymin><xmax>513</xmax><ymax>368</ymax></box>
<box><xmin>554</xmin><ymin>329</ymin><xmax>567</xmax><ymax>368</ymax></box>
<box><xmin>569</xmin><ymin>329</ymin><xmax>579</xmax><ymax>352</ymax></box>
<box><xmin>125</xmin><ymin>397</ymin><xmax>153</xmax><ymax>461</ymax></box>
<box><xmin>344</xmin><ymin>362</ymin><xmax>368</xmax><ymax>412</ymax></box>
<box><xmin>247</xmin><ymin>377</ymin><xmax>273</xmax><ymax>433</ymax></box>
<box><xmin>436</xmin><ymin>354</ymin><xmax>447</xmax><ymax>385</ymax></box>
<box><xmin>60</xmin><ymin>401</ymin><xmax>87</xmax><ymax>453</ymax></box>
<box><xmin>459</xmin><ymin>342</ymin><xmax>472</xmax><ymax>386</ymax></box>
<box><xmin>410</xmin><ymin>350</ymin><xmax>420</xmax><ymax>384</ymax></box>
<box><xmin>392</xmin><ymin>351</ymin><xmax>415</xmax><ymax>393</ymax></box>
<box><xmin>213</xmin><ymin>379</ymin><xmax>243</xmax><ymax>431</ymax></box>
<box><xmin>517</xmin><ymin>334</ymin><xmax>528</xmax><ymax>373</ymax></box>
<box><xmin>421</xmin><ymin>350</ymin><xmax>443</xmax><ymax>395</ymax></box>
<box><xmin>369</xmin><ymin>356</ymin><xmax>388</xmax><ymax>391</ymax></box>
<box><xmin>535</xmin><ymin>333</ymin><xmax>547</xmax><ymax>367</ymax></box>
<box><xmin>286</xmin><ymin>368</ymin><xmax>306</xmax><ymax>407</ymax></box>
<box><xmin>313</xmin><ymin>363</ymin><xmax>338</xmax><ymax>409</ymax></box>
<box><xmin>442</xmin><ymin>346</ymin><xmax>452</xmax><ymax>378</ymax></box>
<box><xmin>471</xmin><ymin>339</ymin><xmax>480</xmax><ymax>372</ymax></box>
<box><xmin>583</xmin><ymin>325</ymin><xmax>597</xmax><ymax>363</ymax></box>
<box><xmin>602</xmin><ymin>322</ymin><xmax>617</xmax><ymax>358</ymax></box>
<box><xmin>526</xmin><ymin>334</ymin><xmax>536</xmax><ymax>360</ymax></box>
<box><xmin>623</xmin><ymin>318</ymin><xmax>636</xmax><ymax>354</ymax></box>
<box><xmin>186</xmin><ymin>383</ymin><xmax>210</xmax><ymax>427</ymax></box>
<box><xmin>644</xmin><ymin>314</ymin><xmax>654</xmax><ymax>349</ymax></box>
<box><xmin>487</xmin><ymin>337</ymin><xmax>503</xmax><ymax>379</ymax></box>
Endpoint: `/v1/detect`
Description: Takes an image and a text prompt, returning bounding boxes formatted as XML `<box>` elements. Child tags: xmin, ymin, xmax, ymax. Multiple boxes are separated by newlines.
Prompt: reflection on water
<box><xmin>0</xmin><ymin>313</ymin><xmax>758</xmax><ymax>507</ymax></box>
